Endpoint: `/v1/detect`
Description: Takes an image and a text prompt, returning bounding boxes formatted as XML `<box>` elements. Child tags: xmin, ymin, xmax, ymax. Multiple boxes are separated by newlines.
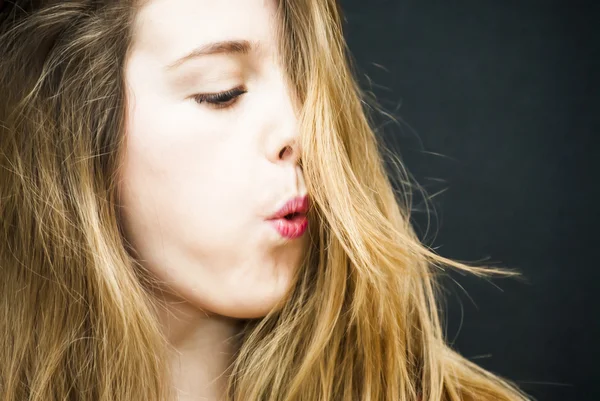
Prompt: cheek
<box><xmin>120</xmin><ymin>104</ymin><xmax>236</xmax><ymax>249</ymax></box>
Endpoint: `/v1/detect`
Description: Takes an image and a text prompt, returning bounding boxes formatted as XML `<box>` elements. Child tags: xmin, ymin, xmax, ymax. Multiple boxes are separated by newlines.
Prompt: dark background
<box><xmin>340</xmin><ymin>1</ymin><xmax>598</xmax><ymax>401</ymax></box>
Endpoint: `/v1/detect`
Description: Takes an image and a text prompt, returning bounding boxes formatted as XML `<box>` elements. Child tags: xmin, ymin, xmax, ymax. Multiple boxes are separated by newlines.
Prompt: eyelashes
<box><xmin>192</xmin><ymin>86</ymin><xmax>247</xmax><ymax>110</ymax></box>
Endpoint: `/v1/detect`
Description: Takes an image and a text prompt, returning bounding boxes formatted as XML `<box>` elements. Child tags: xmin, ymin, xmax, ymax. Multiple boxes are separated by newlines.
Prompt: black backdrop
<box><xmin>339</xmin><ymin>1</ymin><xmax>599</xmax><ymax>401</ymax></box>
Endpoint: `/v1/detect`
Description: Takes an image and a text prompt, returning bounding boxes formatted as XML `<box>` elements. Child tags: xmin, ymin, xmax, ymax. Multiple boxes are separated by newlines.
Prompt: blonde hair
<box><xmin>0</xmin><ymin>1</ymin><xmax>531</xmax><ymax>400</ymax></box>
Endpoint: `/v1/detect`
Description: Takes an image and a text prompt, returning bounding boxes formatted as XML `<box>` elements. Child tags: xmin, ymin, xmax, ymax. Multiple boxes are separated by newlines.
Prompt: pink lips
<box><xmin>267</xmin><ymin>195</ymin><xmax>310</xmax><ymax>239</ymax></box>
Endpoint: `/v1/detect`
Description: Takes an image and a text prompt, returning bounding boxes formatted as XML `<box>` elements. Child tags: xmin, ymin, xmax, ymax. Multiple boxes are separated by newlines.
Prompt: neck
<box><xmin>156</xmin><ymin>294</ymin><xmax>244</xmax><ymax>401</ymax></box>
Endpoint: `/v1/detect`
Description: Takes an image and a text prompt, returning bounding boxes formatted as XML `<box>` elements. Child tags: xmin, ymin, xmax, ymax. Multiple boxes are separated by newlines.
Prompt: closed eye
<box><xmin>192</xmin><ymin>86</ymin><xmax>247</xmax><ymax>110</ymax></box>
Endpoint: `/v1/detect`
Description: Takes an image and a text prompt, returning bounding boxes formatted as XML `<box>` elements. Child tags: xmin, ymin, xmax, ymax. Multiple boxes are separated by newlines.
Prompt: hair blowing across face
<box><xmin>0</xmin><ymin>1</ymin><xmax>532</xmax><ymax>400</ymax></box>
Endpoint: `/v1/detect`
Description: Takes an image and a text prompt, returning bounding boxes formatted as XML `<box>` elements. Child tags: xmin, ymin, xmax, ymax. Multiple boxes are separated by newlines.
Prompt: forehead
<box><xmin>131</xmin><ymin>0</ymin><xmax>279</xmax><ymax>63</ymax></box>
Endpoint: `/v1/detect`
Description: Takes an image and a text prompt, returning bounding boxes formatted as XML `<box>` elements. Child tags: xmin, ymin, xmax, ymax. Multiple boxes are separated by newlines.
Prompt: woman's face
<box><xmin>120</xmin><ymin>0</ymin><xmax>308</xmax><ymax>318</ymax></box>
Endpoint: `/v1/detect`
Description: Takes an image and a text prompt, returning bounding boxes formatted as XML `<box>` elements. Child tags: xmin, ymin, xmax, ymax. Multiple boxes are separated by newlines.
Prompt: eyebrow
<box><xmin>165</xmin><ymin>39</ymin><xmax>260</xmax><ymax>71</ymax></box>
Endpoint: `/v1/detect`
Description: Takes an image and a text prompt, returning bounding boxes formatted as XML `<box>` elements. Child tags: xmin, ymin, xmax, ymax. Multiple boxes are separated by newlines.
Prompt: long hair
<box><xmin>0</xmin><ymin>1</ymin><xmax>532</xmax><ymax>400</ymax></box>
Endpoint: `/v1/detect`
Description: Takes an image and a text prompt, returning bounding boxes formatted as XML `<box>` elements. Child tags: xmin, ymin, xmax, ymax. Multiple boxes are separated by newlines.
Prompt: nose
<box><xmin>266</xmin><ymin>89</ymin><xmax>302</xmax><ymax>167</ymax></box>
<box><xmin>263</xmin><ymin>78</ymin><xmax>307</xmax><ymax>195</ymax></box>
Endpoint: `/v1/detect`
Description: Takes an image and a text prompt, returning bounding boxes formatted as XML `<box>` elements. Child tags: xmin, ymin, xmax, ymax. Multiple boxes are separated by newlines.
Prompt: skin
<box><xmin>119</xmin><ymin>0</ymin><xmax>308</xmax><ymax>399</ymax></box>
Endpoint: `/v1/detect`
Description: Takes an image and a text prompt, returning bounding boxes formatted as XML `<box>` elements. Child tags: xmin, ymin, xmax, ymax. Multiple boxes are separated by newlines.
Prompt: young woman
<box><xmin>0</xmin><ymin>0</ymin><xmax>532</xmax><ymax>400</ymax></box>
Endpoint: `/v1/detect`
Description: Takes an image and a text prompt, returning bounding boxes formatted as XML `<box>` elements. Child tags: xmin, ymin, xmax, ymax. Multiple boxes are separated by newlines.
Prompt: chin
<box><xmin>211</xmin><ymin>281</ymin><xmax>295</xmax><ymax>320</ymax></box>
